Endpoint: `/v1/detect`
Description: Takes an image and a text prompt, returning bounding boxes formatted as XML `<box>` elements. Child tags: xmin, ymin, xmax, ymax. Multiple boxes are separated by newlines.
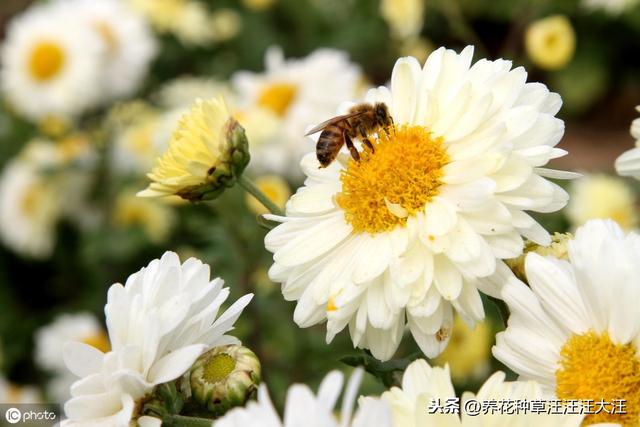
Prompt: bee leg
<box><xmin>358</xmin><ymin>126</ymin><xmax>375</xmax><ymax>153</ymax></box>
<box><xmin>344</xmin><ymin>131</ymin><xmax>360</xmax><ymax>162</ymax></box>
<box><xmin>362</xmin><ymin>137</ymin><xmax>375</xmax><ymax>153</ymax></box>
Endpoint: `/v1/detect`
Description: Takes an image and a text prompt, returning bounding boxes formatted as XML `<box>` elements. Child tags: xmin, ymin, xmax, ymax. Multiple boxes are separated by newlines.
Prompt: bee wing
<box><xmin>305</xmin><ymin>111</ymin><xmax>366</xmax><ymax>135</ymax></box>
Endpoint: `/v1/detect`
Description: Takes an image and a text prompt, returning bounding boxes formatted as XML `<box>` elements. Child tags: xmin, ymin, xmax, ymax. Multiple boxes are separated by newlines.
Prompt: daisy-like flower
<box><xmin>215</xmin><ymin>368</ymin><xmax>393</xmax><ymax>427</ymax></box>
<box><xmin>112</xmin><ymin>189</ymin><xmax>176</xmax><ymax>243</ymax></box>
<box><xmin>53</xmin><ymin>0</ymin><xmax>157</xmax><ymax>100</ymax></box>
<box><xmin>35</xmin><ymin>313</ymin><xmax>110</xmax><ymax>402</ymax></box>
<box><xmin>36</xmin><ymin>313</ymin><xmax>110</xmax><ymax>373</ymax></box>
<box><xmin>493</xmin><ymin>219</ymin><xmax>640</xmax><ymax>426</ymax></box>
<box><xmin>62</xmin><ymin>251</ymin><xmax>253</xmax><ymax>426</ymax></box>
<box><xmin>615</xmin><ymin>106</ymin><xmax>640</xmax><ymax>179</ymax></box>
<box><xmin>232</xmin><ymin>47</ymin><xmax>363</xmax><ymax>177</ymax></box>
<box><xmin>0</xmin><ymin>376</ymin><xmax>41</xmax><ymax>404</ymax></box>
<box><xmin>0</xmin><ymin>155</ymin><xmax>61</xmax><ymax>258</ymax></box>
<box><xmin>381</xmin><ymin>359</ymin><xmax>590</xmax><ymax>426</ymax></box>
<box><xmin>265</xmin><ymin>46</ymin><xmax>572</xmax><ymax>361</ymax></box>
<box><xmin>138</xmin><ymin>97</ymin><xmax>250</xmax><ymax>201</ymax></box>
<box><xmin>1</xmin><ymin>3</ymin><xmax>104</xmax><ymax>120</ymax></box>
<box><xmin>128</xmin><ymin>0</ymin><xmax>216</xmax><ymax>46</ymax></box>
<box><xmin>525</xmin><ymin>15</ymin><xmax>576</xmax><ymax>71</ymax></box>
<box><xmin>567</xmin><ymin>173</ymin><xmax>637</xmax><ymax>231</ymax></box>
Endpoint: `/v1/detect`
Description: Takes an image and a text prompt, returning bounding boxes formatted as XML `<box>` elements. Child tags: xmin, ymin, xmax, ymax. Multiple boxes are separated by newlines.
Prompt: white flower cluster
<box><xmin>1</xmin><ymin>0</ymin><xmax>157</xmax><ymax>121</ymax></box>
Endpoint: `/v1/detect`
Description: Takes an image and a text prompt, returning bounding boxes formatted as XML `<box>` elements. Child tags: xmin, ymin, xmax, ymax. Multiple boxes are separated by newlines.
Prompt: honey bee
<box><xmin>305</xmin><ymin>102</ymin><xmax>393</xmax><ymax>168</ymax></box>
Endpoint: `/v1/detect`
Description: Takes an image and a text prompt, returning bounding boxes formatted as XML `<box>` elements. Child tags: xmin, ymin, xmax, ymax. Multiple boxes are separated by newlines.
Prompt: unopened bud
<box><xmin>506</xmin><ymin>232</ymin><xmax>572</xmax><ymax>283</ymax></box>
<box><xmin>189</xmin><ymin>345</ymin><xmax>261</xmax><ymax>416</ymax></box>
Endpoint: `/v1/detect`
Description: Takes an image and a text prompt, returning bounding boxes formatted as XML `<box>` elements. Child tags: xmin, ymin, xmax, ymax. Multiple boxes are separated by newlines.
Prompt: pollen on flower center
<box><xmin>28</xmin><ymin>40</ymin><xmax>65</xmax><ymax>81</ymax></box>
<box><xmin>556</xmin><ymin>331</ymin><xmax>640</xmax><ymax>426</ymax></box>
<box><xmin>336</xmin><ymin>124</ymin><xmax>448</xmax><ymax>234</ymax></box>
<box><xmin>257</xmin><ymin>82</ymin><xmax>297</xmax><ymax>117</ymax></box>
<box><xmin>203</xmin><ymin>353</ymin><xmax>237</xmax><ymax>383</ymax></box>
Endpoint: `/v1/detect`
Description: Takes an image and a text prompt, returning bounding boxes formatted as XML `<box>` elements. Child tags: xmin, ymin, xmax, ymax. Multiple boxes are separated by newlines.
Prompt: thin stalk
<box><xmin>237</xmin><ymin>175</ymin><xmax>285</xmax><ymax>216</ymax></box>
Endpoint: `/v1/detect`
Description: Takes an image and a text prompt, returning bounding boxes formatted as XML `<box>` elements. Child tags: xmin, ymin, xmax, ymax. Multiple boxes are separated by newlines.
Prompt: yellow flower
<box><xmin>433</xmin><ymin>316</ymin><xmax>492</xmax><ymax>383</ymax></box>
<box><xmin>210</xmin><ymin>9</ymin><xmax>242</xmax><ymax>42</ymax></box>
<box><xmin>506</xmin><ymin>233</ymin><xmax>572</xmax><ymax>283</ymax></box>
<box><xmin>138</xmin><ymin>97</ymin><xmax>250</xmax><ymax>201</ymax></box>
<box><xmin>380</xmin><ymin>0</ymin><xmax>425</xmax><ymax>40</ymax></box>
<box><xmin>242</xmin><ymin>0</ymin><xmax>276</xmax><ymax>11</ymax></box>
<box><xmin>567</xmin><ymin>174</ymin><xmax>638</xmax><ymax>231</ymax></box>
<box><xmin>113</xmin><ymin>190</ymin><xmax>176</xmax><ymax>242</ymax></box>
<box><xmin>129</xmin><ymin>0</ymin><xmax>215</xmax><ymax>46</ymax></box>
<box><xmin>245</xmin><ymin>175</ymin><xmax>290</xmax><ymax>215</ymax></box>
<box><xmin>38</xmin><ymin>115</ymin><xmax>71</xmax><ymax>138</ymax></box>
<box><xmin>525</xmin><ymin>15</ymin><xmax>576</xmax><ymax>70</ymax></box>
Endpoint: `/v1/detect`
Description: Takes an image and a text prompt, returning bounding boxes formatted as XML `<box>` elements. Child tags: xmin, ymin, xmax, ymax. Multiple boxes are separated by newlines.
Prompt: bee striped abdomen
<box><xmin>316</xmin><ymin>124</ymin><xmax>346</xmax><ymax>167</ymax></box>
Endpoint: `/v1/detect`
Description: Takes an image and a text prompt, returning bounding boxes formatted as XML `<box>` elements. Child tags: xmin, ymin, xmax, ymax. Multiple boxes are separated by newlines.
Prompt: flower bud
<box><xmin>189</xmin><ymin>345</ymin><xmax>261</xmax><ymax>416</ymax></box>
<box><xmin>138</xmin><ymin>97</ymin><xmax>250</xmax><ymax>202</ymax></box>
<box><xmin>506</xmin><ymin>232</ymin><xmax>572</xmax><ymax>283</ymax></box>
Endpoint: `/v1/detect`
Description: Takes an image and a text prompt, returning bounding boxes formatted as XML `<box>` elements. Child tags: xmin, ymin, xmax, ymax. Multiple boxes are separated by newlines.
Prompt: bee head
<box><xmin>375</xmin><ymin>103</ymin><xmax>393</xmax><ymax>127</ymax></box>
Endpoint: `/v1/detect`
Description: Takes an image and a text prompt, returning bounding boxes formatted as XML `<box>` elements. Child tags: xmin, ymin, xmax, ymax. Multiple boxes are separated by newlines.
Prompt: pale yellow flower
<box><xmin>567</xmin><ymin>173</ymin><xmax>637</xmax><ymax>230</ymax></box>
<box><xmin>245</xmin><ymin>175</ymin><xmax>290</xmax><ymax>216</ymax></box>
<box><xmin>210</xmin><ymin>9</ymin><xmax>242</xmax><ymax>42</ymax></box>
<box><xmin>113</xmin><ymin>190</ymin><xmax>176</xmax><ymax>242</ymax></box>
<box><xmin>433</xmin><ymin>316</ymin><xmax>492</xmax><ymax>383</ymax></box>
<box><xmin>506</xmin><ymin>232</ymin><xmax>572</xmax><ymax>283</ymax></box>
<box><xmin>128</xmin><ymin>0</ymin><xmax>215</xmax><ymax>46</ymax></box>
<box><xmin>138</xmin><ymin>97</ymin><xmax>249</xmax><ymax>201</ymax></box>
<box><xmin>380</xmin><ymin>0</ymin><xmax>425</xmax><ymax>40</ymax></box>
<box><xmin>525</xmin><ymin>15</ymin><xmax>576</xmax><ymax>70</ymax></box>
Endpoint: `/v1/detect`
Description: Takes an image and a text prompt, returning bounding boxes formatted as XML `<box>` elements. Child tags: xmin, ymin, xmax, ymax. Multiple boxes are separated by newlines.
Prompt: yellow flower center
<box><xmin>28</xmin><ymin>41</ymin><xmax>66</xmax><ymax>82</ymax></box>
<box><xmin>203</xmin><ymin>353</ymin><xmax>236</xmax><ymax>383</ymax></box>
<box><xmin>556</xmin><ymin>331</ymin><xmax>640</xmax><ymax>426</ymax></box>
<box><xmin>257</xmin><ymin>82</ymin><xmax>297</xmax><ymax>117</ymax></box>
<box><xmin>336</xmin><ymin>125</ymin><xmax>448</xmax><ymax>234</ymax></box>
<box><xmin>20</xmin><ymin>182</ymin><xmax>44</xmax><ymax>217</ymax></box>
<box><xmin>81</xmin><ymin>331</ymin><xmax>111</xmax><ymax>353</ymax></box>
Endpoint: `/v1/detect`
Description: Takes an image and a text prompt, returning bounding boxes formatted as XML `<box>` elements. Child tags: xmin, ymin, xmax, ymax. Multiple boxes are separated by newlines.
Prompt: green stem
<box><xmin>237</xmin><ymin>175</ymin><xmax>285</xmax><ymax>216</ymax></box>
<box><xmin>162</xmin><ymin>415</ymin><xmax>213</xmax><ymax>427</ymax></box>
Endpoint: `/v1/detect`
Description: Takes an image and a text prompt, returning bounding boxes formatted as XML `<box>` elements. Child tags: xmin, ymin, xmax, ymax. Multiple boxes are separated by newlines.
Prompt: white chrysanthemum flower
<box><xmin>0</xmin><ymin>376</ymin><xmax>41</xmax><ymax>404</ymax></box>
<box><xmin>52</xmin><ymin>0</ymin><xmax>157</xmax><ymax>100</ymax></box>
<box><xmin>582</xmin><ymin>0</ymin><xmax>639</xmax><ymax>14</ymax></box>
<box><xmin>493</xmin><ymin>219</ymin><xmax>640</xmax><ymax>426</ymax></box>
<box><xmin>615</xmin><ymin>105</ymin><xmax>640</xmax><ymax>179</ymax></box>
<box><xmin>215</xmin><ymin>369</ymin><xmax>393</xmax><ymax>427</ymax></box>
<box><xmin>62</xmin><ymin>251</ymin><xmax>253</xmax><ymax>426</ymax></box>
<box><xmin>1</xmin><ymin>3</ymin><xmax>104</xmax><ymax>120</ymax></box>
<box><xmin>381</xmin><ymin>359</ymin><xmax>590</xmax><ymax>426</ymax></box>
<box><xmin>0</xmin><ymin>157</ymin><xmax>61</xmax><ymax>258</ymax></box>
<box><xmin>36</xmin><ymin>312</ymin><xmax>109</xmax><ymax>372</ymax></box>
<box><xmin>35</xmin><ymin>313</ymin><xmax>110</xmax><ymax>402</ymax></box>
<box><xmin>265</xmin><ymin>46</ymin><xmax>573</xmax><ymax>361</ymax></box>
<box><xmin>567</xmin><ymin>173</ymin><xmax>637</xmax><ymax>231</ymax></box>
<box><xmin>232</xmin><ymin>47</ymin><xmax>363</xmax><ymax>177</ymax></box>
